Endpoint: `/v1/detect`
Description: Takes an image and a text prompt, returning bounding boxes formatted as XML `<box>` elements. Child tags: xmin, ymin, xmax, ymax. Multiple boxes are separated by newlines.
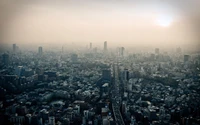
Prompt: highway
<box><xmin>111</xmin><ymin>63</ymin><xmax>125</xmax><ymax>125</ymax></box>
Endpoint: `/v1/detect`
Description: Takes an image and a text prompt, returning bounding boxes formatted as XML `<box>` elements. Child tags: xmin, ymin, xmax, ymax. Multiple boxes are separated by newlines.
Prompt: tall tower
<box><xmin>38</xmin><ymin>46</ymin><xmax>43</xmax><ymax>55</ymax></box>
<box><xmin>104</xmin><ymin>41</ymin><xmax>107</xmax><ymax>51</ymax></box>
<box><xmin>2</xmin><ymin>53</ymin><xmax>9</xmax><ymax>65</ymax></box>
<box><xmin>120</xmin><ymin>47</ymin><xmax>125</xmax><ymax>56</ymax></box>
<box><xmin>13</xmin><ymin>44</ymin><xmax>16</xmax><ymax>52</ymax></box>
<box><xmin>102</xmin><ymin>69</ymin><xmax>111</xmax><ymax>81</ymax></box>
<box><xmin>90</xmin><ymin>42</ymin><xmax>92</xmax><ymax>49</ymax></box>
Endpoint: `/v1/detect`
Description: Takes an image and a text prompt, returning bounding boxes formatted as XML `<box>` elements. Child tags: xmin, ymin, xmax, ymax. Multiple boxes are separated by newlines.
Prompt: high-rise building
<box><xmin>119</xmin><ymin>47</ymin><xmax>125</xmax><ymax>56</ymax></box>
<box><xmin>13</xmin><ymin>44</ymin><xmax>16</xmax><ymax>52</ymax></box>
<box><xmin>155</xmin><ymin>48</ymin><xmax>159</xmax><ymax>54</ymax></box>
<box><xmin>104</xmin><ymin>41</ymin><xmax>107</xmax><ymax>51</ymax></box>
<box><xmin>38</xmin><ymin>46</ymin><xmax>43</xmax><ymax>55</ymax></box>
<box><xmin>2</xmin><ymin>53</ymin><xmax>9</xmax><ymax>65</ymax></box>
<box><xmin>90</xmin><ymin>42</ymin><xmax>92</xmax><ymax>49</ymax></box>
<box><xmin>123</xmin><ymin>69</ymin><xmax>129</xmax><ymax>81</ymax></box>
<box><xmin>102</xmin><ymin>69</ymin><xmax>111</xmax><ymax>81</ymax></box>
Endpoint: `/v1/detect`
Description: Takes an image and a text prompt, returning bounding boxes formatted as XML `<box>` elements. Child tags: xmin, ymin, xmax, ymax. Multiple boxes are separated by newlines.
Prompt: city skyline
<box><xmin>0</xmin><ymin>0</ymin><xmax>200</xmax><ymax>51</ymax></box>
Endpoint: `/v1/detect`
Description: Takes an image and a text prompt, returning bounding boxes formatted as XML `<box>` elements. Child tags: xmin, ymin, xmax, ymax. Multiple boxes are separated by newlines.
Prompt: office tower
<box><xmin>104</xmin><ymin>41</ymin><xmax>107</xmax><ymax>51</ymax></box>
<box><xmin>90</xmin><ymin>42</ymin><xmax>92</xmax><ymax>49</ymax></box>
<box><xmin>38</xmin><ymin>46</ymin><xmax>43</xmax><ymax>55</ymax></box>
<box><xmin>102</xmin><ymin>69</ymin><xmax>111</xmax><ymax>81</ymax></box>
<box><xmin>155</xmin><ymin>48</ymin><xmax>159</xmax><ymax>54</ymax></box>
<box><xmin>119</xmin><ymin>47</ymin><xmax>125</xmax><ymax>56</ymax></box>
<box><xmin>13</xmin><ymin>44</ymin><xmax>16</xmax><ymax>52</ymax></box>
<box><xmin>2</xmin><ymin>53</ymin><xmax>9</xmax><ymax>65</ymax></box>
<box><xmin>121</xmin><ymin>101</ymin><xmax>127</xmax><ymax>114</ymax></box>
<box><xmin>184</xmin><ymin>55</ymin><xmax>190</xmax><ymax>63</ymax></box>
<box><xmin>123</xmin><ymin>69</ymin><xmax>129</xmax><ymax>81</ymax></box>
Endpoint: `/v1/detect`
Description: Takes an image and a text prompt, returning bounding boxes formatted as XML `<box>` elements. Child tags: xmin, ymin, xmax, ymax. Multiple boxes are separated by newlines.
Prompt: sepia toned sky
<box><xmin>0</xmin><ymin>0</ymin><xmax>200</xmax><ymax>50</ymax></box>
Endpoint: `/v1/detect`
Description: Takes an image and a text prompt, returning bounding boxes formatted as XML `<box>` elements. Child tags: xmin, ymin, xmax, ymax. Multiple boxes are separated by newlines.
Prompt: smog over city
<box><xmin>0</xmin><ymin>0</ymin><xmax>200</xmax><ymax>125</ymax></box>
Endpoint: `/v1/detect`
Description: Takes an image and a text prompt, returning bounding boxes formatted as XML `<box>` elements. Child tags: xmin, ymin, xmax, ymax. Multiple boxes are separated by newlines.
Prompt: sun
<box><xmin>156</xmin><ymin>15</ymin><xmax>173</xmax><ymax>27</ymax></box>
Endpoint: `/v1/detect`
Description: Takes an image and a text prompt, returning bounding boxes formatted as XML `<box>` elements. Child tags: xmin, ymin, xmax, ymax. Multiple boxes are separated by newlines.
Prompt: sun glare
<box><xmin>156</xmin><ymin>15</ymin><xmax>173</xmax><ymax>27</ymax></box>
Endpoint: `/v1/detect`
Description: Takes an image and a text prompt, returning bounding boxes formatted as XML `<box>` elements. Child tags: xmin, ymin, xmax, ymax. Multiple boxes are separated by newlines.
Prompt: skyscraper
<box><xmin>2</xmin><ymin>53</ymin><xmax>9</xmax><ymax>65</ymax></box>
<box><xmin>13</xmin><ymin>44</ymin><xmax>16</xmax><ymax>52</ymax></box>
<box><xmin>104</xmin><ymin>41</ymin><xmax>107</xmax><ymax>51</ymax></box>
<box><xmin>90</xmin><ymin>42</ymin><xmax>92</xmax><ymax>49</ymax></box>
<box><xmin>119</xmin><ymin>47</ymin><xmax>125</xmax><ymax>56</ymax></box>
<box><xmin>102</xmin><ymin>69</ymin><xmax>111</xmax><ymax>81</ymax></box>
<box><xmin>123</xmin><ymin>69</ymin><xmax>129</xmax><ymax>81</ymax></box>
<box><xmin>38</xmin><ymin>46</ymin><xmax>43</xmax><ymax>55</ymax></box>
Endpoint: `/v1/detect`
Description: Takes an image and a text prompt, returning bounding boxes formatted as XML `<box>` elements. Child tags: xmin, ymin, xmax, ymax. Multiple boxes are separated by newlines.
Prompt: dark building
<box><xmin>90</xmin><ymin>42</ymin><xmax>92</xmax><ymax>49</ymax></box>
<box><xmin>119</xmin><ymin>47</ymin><xmax>125</xmax><ymax>57</ymax></box>
<box><xmin>102</xmin><ymin>69</ymin><xmax>111</xmax><ymax>81</ymax></box>
<box><xmin>13</xmin><ymin>44</ymin><xmax>16</xmax><ymax>52</ymax></box>
<box><xmin>123</xmin><ymin>69</ymin><xmax>129</xmax><ymax>81</ymax></box>
<box><xmin>2</xmin><ymin>53</ymin><xmax>9</xmax><ymax>65</ymax></box>
<box><xmin>104</xmin><ymin>41</ymin><xmax>107</xmax><ymax>51</ymax></box>
<box><xmin>38</xmin><ymin>46</ymin><xmax>43</xmax><ymax>55</ymax></box>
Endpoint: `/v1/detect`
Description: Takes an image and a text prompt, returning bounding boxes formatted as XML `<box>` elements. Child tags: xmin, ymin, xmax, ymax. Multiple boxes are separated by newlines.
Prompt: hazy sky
<box><xmin>0</xmin><ymin>0</ymin><xmax>200</xmax><ymax>50</ymax></box>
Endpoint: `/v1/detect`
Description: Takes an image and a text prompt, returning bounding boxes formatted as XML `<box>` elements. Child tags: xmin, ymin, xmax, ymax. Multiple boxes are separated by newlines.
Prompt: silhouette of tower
<box><xmin>90</xmin><ymin>42</ymin><xmax>92</xmax><ymax>49</ymax></box>
<box><xmin>104</xmin><ymin>41</ymin><xmax>107</xmax><ymax>51</ymax></box>
<box><xmin>2</xmin><ymin>53</ymin><xmax>9</xmax><ymax>65</ymax></box>
<box><xmin>13</xmin><ymin>44</ymin><xmax>16</xmax><ymax>52</ymax></box>
<box><xmin>38</xmin><ymin>46</ymin><xmax>43</xmax><ymax>55</ymax></box>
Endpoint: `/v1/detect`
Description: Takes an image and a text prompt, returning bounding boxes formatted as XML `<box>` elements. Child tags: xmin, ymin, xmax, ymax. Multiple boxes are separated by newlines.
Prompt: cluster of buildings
<box><xmin>0</xmin><ymin>43</ymin><xmax>200</xmax><ymax>125</ymax></box>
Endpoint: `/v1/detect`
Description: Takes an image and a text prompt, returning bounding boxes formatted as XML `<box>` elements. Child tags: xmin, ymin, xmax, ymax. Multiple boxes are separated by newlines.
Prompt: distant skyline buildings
<box><xmin>2</xmin><ymin>42</ymin><xmax>197</xmax><ymax>54</ymax></box>
<box><xmin>90</xmin><ymin>42</ymin><xmax>92</xmax><ymax>49</ymax></box>
<box><xmin>104</xmin><ymin>41</ymin><xmax>107</xmax><ymax>51</ymax></box>
<box><xmin>13</xmin><ymin>44</ymin><xmax>16</xmax><ymax>52</ymax></box>
<box><xmin>119</xmin><ymin>47</ymin><xmax>125</xmax><ymax>57</ymax></box>
<box><xmin>12</xmin><ymin>44</ymin><xmax>19</xmax><ymax>53</ymax></box>
<box><xmin>2</xmin><ymin>53</ymin><xmax>9</xmax><ymax>65</ymax></box>
<box><xmin>38</xmin><ymin>46</ymin><xmax>43</xmax><ymax>55</ymax></box>
<box><xmin>0</xmin><ymin>0</ymin><xmax>200</xmax><ymax>52</ymax></box>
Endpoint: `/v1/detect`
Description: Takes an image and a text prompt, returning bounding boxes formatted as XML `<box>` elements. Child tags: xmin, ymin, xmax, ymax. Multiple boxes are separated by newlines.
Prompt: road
<box><xmin>111</xmin><ymin>63</ymin><xmax>125</xmax><ymax>125</ymax></box>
